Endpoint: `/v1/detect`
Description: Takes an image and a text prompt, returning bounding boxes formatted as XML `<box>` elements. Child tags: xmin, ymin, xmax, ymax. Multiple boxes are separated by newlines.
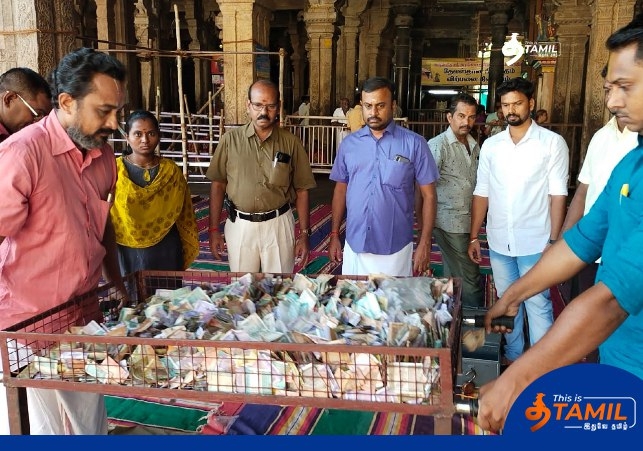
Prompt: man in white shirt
<box><xmin>468</xmin><ymin>77</ymin><xmax>569</xmax><ymax>364</ymax></box>
<box><xmin>559</xmin><ymin>113</ymin><xmax>638</xmax><ymax>293</ymax></box>
<box><xmin>332</xmin><ymin>97</ymin><xmax>351</xmax><ymax>149</ymax></box>
<box><xmin>298</xmin><ymin>95</ymin><xmax>310</xmax><ymax>125</ymax></box>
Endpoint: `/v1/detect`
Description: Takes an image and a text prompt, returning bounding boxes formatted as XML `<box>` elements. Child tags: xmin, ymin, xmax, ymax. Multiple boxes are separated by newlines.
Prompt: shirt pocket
<box><xmin>381</xmin><ymin>158</ymin><xmax>413</xmax><ymax>189</ymax></box>
<box><xmin>268</xmin><ymin>162</ymin><xmax>291</xmax><ymax>187</ymax></box>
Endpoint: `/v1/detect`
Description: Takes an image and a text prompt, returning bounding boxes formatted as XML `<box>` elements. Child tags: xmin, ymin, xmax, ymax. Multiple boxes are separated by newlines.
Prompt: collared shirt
<box><xmin>578</xmin><ymin>116</ymin><xmax>638</xmax><ymax>214</ymax></box>
<box><xmin>332</xmin><ymin>107</ymin><xmax>348</xmax><ymax>125</ymax></box>
<box><xmin>564</xmin><ymin>136</ymin><xmax>643</xmax><ymax>379</ymax></box>
<box><xmin>330</xmin><ymin>121</ymin><xmax>439</xmax><ymax>255</ymax></box>
<box><xmin>428</xmin><ymin>127</ymin><xmax>479</xmax><ymax>233</ymax></box>
<box><xmin>206</xmin><ymin>122</ymin><xmax>316</xmax><ymax>213</ymax></box>
<box><xmin>474</xmin><ymin>121</ymin><xmax>569</xmax><ymax>256</ymax></box>
<box><xmin>0</xmin><ymin>110</ymin><xmax>117</xmax><ymax>330</ymax></box>
<box><xmin>0</xmin><ymin>122</ymin><xmax>9</xmax><ymax>143</ymax></box>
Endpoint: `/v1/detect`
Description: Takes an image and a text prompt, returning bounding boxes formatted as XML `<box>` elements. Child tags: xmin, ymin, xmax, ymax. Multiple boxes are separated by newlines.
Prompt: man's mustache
<box><xmin>257</xmin><ymin>115</ymin><xmax>271</xmax><ymax>121</ymax></box>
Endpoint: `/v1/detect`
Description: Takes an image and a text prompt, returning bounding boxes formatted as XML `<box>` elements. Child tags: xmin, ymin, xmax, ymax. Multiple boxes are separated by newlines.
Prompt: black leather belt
<box><xmin>235</xmin><ymin>203</ymin><xmax>290</xmax><ymax>222</ymax></box>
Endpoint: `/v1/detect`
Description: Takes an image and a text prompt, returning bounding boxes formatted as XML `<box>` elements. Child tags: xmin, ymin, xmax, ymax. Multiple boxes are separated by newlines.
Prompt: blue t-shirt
<box><xmin>564</xmin><ymin>135</ymin><xmax>643</xmax><ymax>378</ymax></box>
<box><xmin>329</xmin><ymin>121</ymin><xmax>438</xmax><ymax>255</ymax></box>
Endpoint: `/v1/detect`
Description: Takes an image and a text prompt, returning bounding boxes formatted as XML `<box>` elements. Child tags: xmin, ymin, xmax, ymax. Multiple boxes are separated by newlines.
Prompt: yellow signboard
<box><xmin>421</xmin><ymin>58</ymin><xmax>522</xmax><ymax>86</ymax></box>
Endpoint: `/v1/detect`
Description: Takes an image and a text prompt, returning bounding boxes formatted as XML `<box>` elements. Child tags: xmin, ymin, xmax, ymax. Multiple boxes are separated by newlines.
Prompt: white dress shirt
<box><xmin>474</xmin><ymin>121</ymin><xmax>569</xmax><ymax>256</ymax></box>
<box><xmin>578</xmin><ymin>116</ymin><xmax>639</xmax><ymax>214</ymax></box>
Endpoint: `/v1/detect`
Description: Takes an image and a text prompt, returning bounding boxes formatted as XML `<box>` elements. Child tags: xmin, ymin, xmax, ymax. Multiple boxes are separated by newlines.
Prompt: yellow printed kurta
<box><xmin>110</xmin><ymin>157</ymin><xmax>199</xmax><ymax>270</ymax></box>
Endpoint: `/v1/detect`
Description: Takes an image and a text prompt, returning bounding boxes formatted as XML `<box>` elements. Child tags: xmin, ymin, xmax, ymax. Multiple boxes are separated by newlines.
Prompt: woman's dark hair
<box><xmin>126</xmin><ymin>110</ymin><xmax>160</xmax><ymax>132</ymax></box>
<box><xmin>48</xmin><ymin>47</ymin><xmax>126</xmax><ymax>108</ymax></box>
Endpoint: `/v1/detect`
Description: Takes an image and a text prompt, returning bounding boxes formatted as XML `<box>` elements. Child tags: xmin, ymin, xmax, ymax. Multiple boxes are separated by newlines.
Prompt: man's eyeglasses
<box><xmin>249</xmin><ymin>102</ymin><xmax>279</xmax><ymax>112</ymax></box>
<box><xmin>16</xmin><ymin>93</ymin><xmax>43</xmax><ymax>120</ymax></box>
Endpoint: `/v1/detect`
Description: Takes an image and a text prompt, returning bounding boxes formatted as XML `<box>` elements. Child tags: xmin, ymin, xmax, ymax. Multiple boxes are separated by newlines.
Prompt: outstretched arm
<box><xmin>478</xmin><ymin>281</ymin><xmax>627</xmax><ymax>432</ymax></box>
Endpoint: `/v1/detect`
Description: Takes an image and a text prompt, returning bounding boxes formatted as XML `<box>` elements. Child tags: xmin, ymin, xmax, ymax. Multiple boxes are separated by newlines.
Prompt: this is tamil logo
<box><xmin>525</xmin><ymin>392</ymin><xmax>637</xmax><ymax>432</ymax></box>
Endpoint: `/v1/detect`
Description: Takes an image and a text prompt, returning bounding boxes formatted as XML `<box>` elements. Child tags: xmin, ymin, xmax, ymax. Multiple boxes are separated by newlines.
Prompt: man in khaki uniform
<box><xmin>206</xmin><ymin>79</ymin><xmax>316</xmax><ymax>272</ymax></box>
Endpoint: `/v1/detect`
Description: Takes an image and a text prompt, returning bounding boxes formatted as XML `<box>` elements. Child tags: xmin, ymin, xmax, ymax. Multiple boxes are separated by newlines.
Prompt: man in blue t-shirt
<box><xmin>476</xmin><ymin>15</ymin><xmax>643</xmax><ymax>433</ymax></box>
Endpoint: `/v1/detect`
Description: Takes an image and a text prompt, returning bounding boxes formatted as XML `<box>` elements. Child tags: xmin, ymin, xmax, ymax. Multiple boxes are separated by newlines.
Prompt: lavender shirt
<box><xmin>330</xmin><ymin>121</ymin><xmax>438</xmax><ymax>255</ymax></box>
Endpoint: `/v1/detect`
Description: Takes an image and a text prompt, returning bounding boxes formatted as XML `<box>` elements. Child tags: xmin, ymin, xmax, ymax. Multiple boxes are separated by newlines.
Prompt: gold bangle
<box><xmin>469</xmin><ymin>238</ymin><xmax>479</xmax><ymax>244</ymax></box>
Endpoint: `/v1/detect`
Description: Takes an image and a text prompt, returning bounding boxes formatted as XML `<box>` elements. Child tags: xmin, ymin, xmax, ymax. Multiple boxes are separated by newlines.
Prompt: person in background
<box><xmin>297</xmin><ymin>95</ymin><xmax>310</xmax><ymax>126</ymax></box>
<box><xmin>0</xmin><ymin>47</ymin><xmax>127</xmax><ymax>434</ymax></box>
<box><xmin>477</xmin><ymin>17</ymin><xmax>643</xmax><ymax>431</ymax></box>
<box><xmin>484</xmin><ymin>101</ymin><xmax>505</xmax><ymax>137</ymax></box>
<box><xmin>428</xmin><ymin>93</ymin><xmax>484</xmax><ymax>307</ymax></box>
<box><xmin>0</xmin><ymin>67</ymin><xmax>52</xmax><ymax>142</ymax></box>
<box><xmin>207</xmin><ymin>79</ymin><xmax>316</xmax><ymax>273</ymax></box>
<box><xmin>468</xmin><ymin>77</ymin><xmax>569</xmax><ymax>365</ymax></box>
<box><xmin>346</xmin><ymin>92</ymin><xmax>365</xmax><ymax>132</ymax></box>
<box><xmin>535</xmin><ymin>108</ymin><xmax>549</xmax><ymax>124</ymax></box>
<box><xmin>328</xmin><ymin>76</ymin><xmax>438</xmax><ymax>276</ymax></box>
<box><xmin>109</xmin><ymin>110</ymin><xmax>199</xmax><ymax>277</ymax></box>
<box><xmin>332</xmin><ymin>96</ymin><xmax>351</xmax><ymax>148</ymax></box>
<box><xmin>473</xmin><ymin>103</ymin><xmax>488</xmax><ymax>143</ymax></box>
<box><xmin>559</xmin><ymin>65</ymin><xmax>638</xmax><ymax>306</ymax></box>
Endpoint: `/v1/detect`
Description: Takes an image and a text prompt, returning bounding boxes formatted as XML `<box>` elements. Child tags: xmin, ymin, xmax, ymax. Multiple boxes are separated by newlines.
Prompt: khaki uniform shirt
<box><xmin>428</xmin><ymin>127</ymin><xmax>479</xmax><ymax>233</ymax></box>
<box><xmin>206</xmin><ymin>122</ymin><xmax>316</xmax><ymax>213</ymax></box>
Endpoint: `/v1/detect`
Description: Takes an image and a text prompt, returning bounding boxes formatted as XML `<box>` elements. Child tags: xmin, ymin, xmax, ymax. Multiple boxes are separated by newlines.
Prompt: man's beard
<box><xmin>67</xmin><ymin>125</ymin><xmax>111</xmax><ymax>150</ymax></box>
<box><xmin>506</xmin><ymin>114</ymin><xmax>528</xmax><ymax>127</ymax></box>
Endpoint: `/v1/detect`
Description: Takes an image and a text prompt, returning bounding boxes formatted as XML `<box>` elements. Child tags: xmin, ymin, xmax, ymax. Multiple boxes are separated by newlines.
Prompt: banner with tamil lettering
<box><xmin>421</xmin><ymin>58</ymin><xmax>521</xmax><ymax>86</ymax></box>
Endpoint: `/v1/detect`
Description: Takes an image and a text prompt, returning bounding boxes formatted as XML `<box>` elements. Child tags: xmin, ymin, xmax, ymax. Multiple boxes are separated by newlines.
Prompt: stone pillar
<box><xmin>484</xmin><ymin>0</ymin><xmax>513</xmax><ymax>111</ymax></box>
<box><xmin>580</xmin><ymin>0</ymin><xmax>634</xmax><ymax>156</ymax></box>
<box><xmin>184</xmin><ymin>0</ymin><xmax>206</xmax><ymax>109</ymax></box>
<box><xmin>338</xmin><ymin>0</ymin><xmax>368</xmax><ymax>102</ymax></box>
<box><xmin>95</xmin><ymin>0</ymin><xmax>116</xmax><ymax>50</ymax></box>
<box><xmin>470</xmin><ymin>12</ymin><xmax>482</xmax><ymax>58</ymax></box>
<box><xmin>409</xmin><ymin>27</ymin><xmax>425</xmax><ymax>111</ymax></box>
<box><xmin>391</xmin><ymin>0</ymin><xmax>419</xmax><ymax>114</ymax></box>
<box><xmin>304</xmin><ymin>0</ymin><xmax>337</xmax><ymax>116</ymax></box>
<box><xmin>134</xmin><ymin>1</ymin><xmax>153</xmax><ymax>111</ymax></box>
<box><xmin>217</xmin><ymin>0</ymin><xmax>256</xmax><ymax>124</ymax></box>
<box><xmin>288</xmin><ymin>21</ymin><xmax>305</xmax><ymax>107</ymax></box>
<box><xmin>376</xmin><ymin>26</ymin><xmax>395</xmax><ymax>78</ymax></box>
<box><xmin>359</xmin><ymin>1</ymin><xmax>390</xmax><ymax>82</ymax></box>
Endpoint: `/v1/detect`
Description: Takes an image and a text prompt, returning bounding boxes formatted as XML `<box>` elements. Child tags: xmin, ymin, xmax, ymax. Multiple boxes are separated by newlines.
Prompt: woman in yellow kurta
<box><xmin>110</xmin><ymin>110</ymin><xmax>199</xmax><ymax>275</ymax></box>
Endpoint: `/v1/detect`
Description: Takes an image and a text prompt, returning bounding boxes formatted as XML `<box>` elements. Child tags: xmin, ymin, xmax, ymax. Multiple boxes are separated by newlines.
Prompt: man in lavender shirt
<box><xmin>328</xmin><ymin>77</ymin><xmax>438</xmax><ymax>276</ymax></box>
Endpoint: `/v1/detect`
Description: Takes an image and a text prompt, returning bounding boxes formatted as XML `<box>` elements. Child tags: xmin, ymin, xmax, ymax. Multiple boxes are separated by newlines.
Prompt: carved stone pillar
<box><xmin>470</xmin><ymin>12</ymin><xmax>482</xmax><ymax>58</ymax></box>
<box><xmin>288</xmin><ymin>21</ymin><xmax>305</xmax><ymax>107</ymax></box>
<box><xmin>409</xmin><ymin>27</ymin><xmax>424</xmax><ymax>111</ymax></box>
<box><xmin>360</xmin><ymin>1</ymin><xmax>390</xmax><ymax>83</ymax></box>
<box><xmin>391</xmin><ymin>0</ymin><xmax>419</xmax><ymax>114</ymax></box>
<box><xmin>134</xmin><ymin>0</ymin><xmax>159</xmax><ymax>111</ymax></box>
<box><xmin>338</xmin><ymin>0</ymin><xmax>368</xmax><ymax>102</ymax></box>
<box><xmin>0</xmin><ymin>0</ymin><xmax>76</xmax><ymax>85</ymax></box>
<box><xmin>217</xmin><ymin>0</ymin><xmax>256</xmax><ymax>124</ymax></box>
<box><xmin>579</xmin><ymin>0</ymin><xmax>634</xmax><ymax>158</ymax></box>
<box><xmin>376</xmin><ymin>26</ymin><xmax>395</xmax><ymax>78</ymax></box>
<box><xmin>484</xmin><ymin>0</ymin><xmax>514</xmax><ymax>110</ymax></box>
<box><xmin>183</xmin><ymin>0</ymin><xmax>206</xmax><ymax>109</ymax></box>
<box><xmin>304</xmin><ymin>0</ymin><xmax>337</xmax><ymax>116</ymax></box>
<box><xmin>95</xmin><ymin>0</ymin><xmax>116</xmax><ymax>50</ymax></box>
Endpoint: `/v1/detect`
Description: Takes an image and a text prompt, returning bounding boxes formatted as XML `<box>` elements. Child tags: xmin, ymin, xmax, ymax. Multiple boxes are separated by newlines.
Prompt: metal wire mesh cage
<box><xmin>0</xmin><ymin>270</ymin><xmax>463</xmax><ymax>423</ymax></box>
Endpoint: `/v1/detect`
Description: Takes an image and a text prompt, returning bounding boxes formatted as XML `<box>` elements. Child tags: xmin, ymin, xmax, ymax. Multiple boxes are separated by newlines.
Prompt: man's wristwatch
<box><xmin>302</xmin><ymin>228</ymin><xmax>312</xmax><ymax>237</ymax></box>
